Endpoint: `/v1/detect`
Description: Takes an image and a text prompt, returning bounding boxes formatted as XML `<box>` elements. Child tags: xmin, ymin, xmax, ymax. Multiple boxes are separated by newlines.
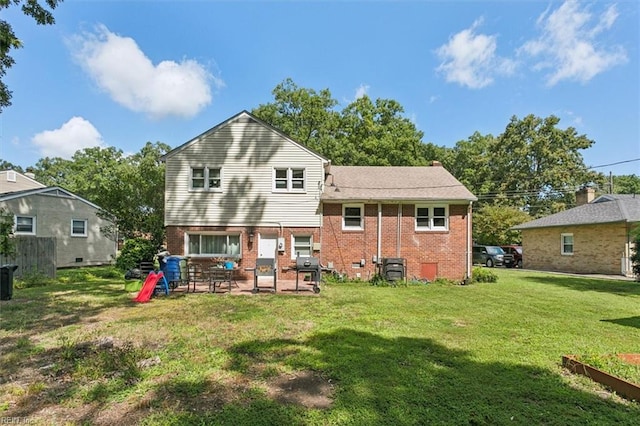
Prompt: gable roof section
<box><xmin>0</xmin><ymin>170</ymin><xmax>46</xmax><ymax>194</ymax></box>
<box><xmin>593</xmin><ymin>194</ymin><xmax>639</xmax><ymax>203</ymax></box>
<box><xmin>322</xmin><ymin>165</ymin><xmax>477</xmax><ymax>202</ymax></box>
<box><xmin>513</xmin><ymin>197</ymin><xmax>640</xmax><ymax>230</ymax></box>
<box><xmin>0</xmin><ymin>187</ymin><xmax>104</xmax><ymax>211</ymax></box>
<box><xmin>161</xmin><ymin>110</ymin><xmax>329</xmax><ymax>164</ymax></box>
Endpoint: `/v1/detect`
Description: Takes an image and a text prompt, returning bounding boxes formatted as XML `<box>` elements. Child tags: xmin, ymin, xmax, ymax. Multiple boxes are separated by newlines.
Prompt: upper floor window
<box><xmin>415</xmin><ymin>205</ymin><xmax>448</xmax><ymax>231</ymax></box>
<box><xmin>191</xmin><ymin>167</ymin><xmax>221</xmax><ymax>191</ymax></box>
<box><xmin>15</xmin><ymin>216</ymin><xmax>35</xmax><ymax>234</ymax></box>
<box><xmin>343</xmin><ymin>204</ymin><xmax>364</xmax><ymax>230</ymax></box>
<box><xmin>561</xmin><ymin>233</ymin><xmax>574</xmax><ymax>255</ymax></box>
<box><xmin>273</xmin><ymin>168</ymin><xmax>305</xmax><ymax>192</ymax></box>
<box><xmin>71</xmin><ymin>219</ymin><xmax>88</xmax><ymax>237</ymax></box>
<box><xmin>291</xmin><ymin>235</ymin><xmax>312</xmax><ymax>259</ymax></box>
<box><xmin>187</xmin><ymin>233</ymin><xmax>241</xmax><ymax>258</ymax></box>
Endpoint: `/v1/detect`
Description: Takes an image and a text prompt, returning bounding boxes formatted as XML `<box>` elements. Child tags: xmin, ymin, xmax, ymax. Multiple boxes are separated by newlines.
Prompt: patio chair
<box><xmin>209</xmin><ymin>267</ymin><xmax>233</xmax><ymax>293</ymax></box>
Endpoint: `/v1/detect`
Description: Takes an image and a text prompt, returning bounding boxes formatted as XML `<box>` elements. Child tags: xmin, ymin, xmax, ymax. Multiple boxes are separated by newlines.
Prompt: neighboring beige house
<box><xmin>0</xmin><ymin>171</ymin><xmax>117</xmax><ymax>270</ymax></box>
<box><xmin>0</xmin><ymin>170</ymin><xmax>45</xmax><ymax>193</ymax></box>
<box><xmin>512</xmin><ymin>188</ymin><xmax>639</xmax><ymax>277</ymax></box>
<box><xmin>162</xmin><ymin>111</ymin><xmax>477</xmax><ymax>282</ymax></box>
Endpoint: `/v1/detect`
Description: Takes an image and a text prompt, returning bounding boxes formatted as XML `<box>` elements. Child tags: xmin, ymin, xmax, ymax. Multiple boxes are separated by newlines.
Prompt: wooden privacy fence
<box><xmin>0</xmin><ymin>236</ymin><xmax>56</xmax><ymax>279</ymax></box>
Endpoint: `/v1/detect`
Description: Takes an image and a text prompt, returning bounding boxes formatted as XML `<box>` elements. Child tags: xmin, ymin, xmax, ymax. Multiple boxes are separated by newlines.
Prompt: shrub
<box><xmin>471</xmin><ymin>267</ymin><xmax>498</xmax><ymax>283</ymax></box>
<box><xmin>116</xmin><ymin>238</ymin><xmax>156</xmax><ymax>271</ymax></box>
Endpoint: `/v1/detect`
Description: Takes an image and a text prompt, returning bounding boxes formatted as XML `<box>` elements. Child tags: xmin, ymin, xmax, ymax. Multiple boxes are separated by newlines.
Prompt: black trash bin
<box><xmin>0</xmin><ymin>264</ymin><xmax>19</xmax><ymax>301</ymax></box>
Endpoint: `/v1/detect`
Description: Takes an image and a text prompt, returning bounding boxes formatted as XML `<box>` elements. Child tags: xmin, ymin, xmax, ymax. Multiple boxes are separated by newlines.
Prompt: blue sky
<box><xmin>1</xmin><ymin>0</ymin><xmax>639</xmax><ymax>176</ymax></box>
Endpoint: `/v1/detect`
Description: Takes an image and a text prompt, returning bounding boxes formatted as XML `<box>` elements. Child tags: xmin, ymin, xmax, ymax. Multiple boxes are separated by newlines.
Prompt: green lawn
<box><xmin>1</xmin><ymin>268</ymin><xmax>639</xmax><ymax>425</ymax></box>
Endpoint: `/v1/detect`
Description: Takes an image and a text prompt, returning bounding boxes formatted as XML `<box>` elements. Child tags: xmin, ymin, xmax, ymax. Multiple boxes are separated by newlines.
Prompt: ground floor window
<box><xmin>187</xmin><ymin>234</ymin><xmax>241</xmax><ymax>257</ymax></box>
<box><xmin>561</xmin><ymin>233</ymin><xmax>574</xmax><ymax>255</ymax></box>
<box><xmin>15</xmin><ymin>216</ymin><xmax>35</xmax><ymax>234</ymax></box>
<box><xmin>292</xmin><ymin>235</ymin><xmax>312</xmax><ymax>259</ymax></box>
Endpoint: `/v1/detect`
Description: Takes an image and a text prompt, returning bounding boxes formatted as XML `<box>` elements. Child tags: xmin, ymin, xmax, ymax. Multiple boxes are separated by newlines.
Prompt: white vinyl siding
<box><xmin>164</xmin><ymin>116</ymin><xmax>326</xmax><ymax>227</ymax></box>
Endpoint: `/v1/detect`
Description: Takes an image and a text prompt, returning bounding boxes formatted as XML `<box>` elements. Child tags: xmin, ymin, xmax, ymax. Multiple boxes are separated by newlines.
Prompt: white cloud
<box><xmin>435</xmin><ymin>18</ymin><xmax>516</xmax><ymax>89</ymax></box>
<box><xmin>71</xmin><ymin>25</ymin><xmax>223</xmax><ymax>119</ymax></box>
<box><xmin>32</xmin><ymin>117</ymin><xmax>104</xmax><ymax>159</ymax></box>
<box><xmin>354</xmin><ymin>84</ymin><xmax>370</xmax><ymax>99</ymax></box>
<box><xmin>519</xmin><ymin>0</ymin><xmax>627</xmax><ymax>86</ymax></box>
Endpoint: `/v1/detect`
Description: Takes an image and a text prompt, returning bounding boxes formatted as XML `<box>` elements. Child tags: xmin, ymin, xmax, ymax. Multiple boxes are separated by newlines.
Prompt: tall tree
<box><xmin>0</xmin><ymin>160</ymin><xmax>23</xmax><ymax>172</ymax></box>
<box><xmin>491</xmin><ymin>114</ymin><xmax>604</xmax><ymax>217</ymax></box>
<box><xmin>338</xmin><ymin>96</ymin><xmax>427</xmax><ymax>166</ymax></box>
<box><xmin>1</xmin><ymin>0</ymin><xmax>63</xmax><ymax>111</ymax></box>
<box><xmin>473</xmin><ymin>204</ymin><xmax>532</xmax><ymax>246</ymax></box>
<box><xmin>254</xmin><ymin>79</ymin><xmax>429</xmax><ymax>166</ymax></box>
<box><xmin>252</xmin><ymin>78</ymin><xmax>341</xmax><ymax>156</ymax></box>
<box><xmin>612</xmin><ymin>174</ymin><xmax>640</xmax><ymax>194</ymax></box>
<box><xmin>443</xmin><ymin>132</ymin><xmax>496</xmax><ymax>203</ymax></box>
<box><xmin>32</xmin><ymin>143</ymin><xmax>169</xmax><ymax>246</ymax></box>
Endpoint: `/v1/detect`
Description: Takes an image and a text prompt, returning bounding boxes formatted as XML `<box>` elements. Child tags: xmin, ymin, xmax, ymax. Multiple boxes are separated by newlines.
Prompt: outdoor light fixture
<box><xmin>248</xmin><ymin>227</ymin><xmax>255</xmax><ymax>243</ymax></box>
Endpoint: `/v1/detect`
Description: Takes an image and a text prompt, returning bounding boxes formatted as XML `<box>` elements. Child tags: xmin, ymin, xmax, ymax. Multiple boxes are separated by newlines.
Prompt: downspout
<box><xmin>377</xmin><ymin>202</ymin><xmax>382</xmax><ymax>264</ymax></box>
<box><xmin>467</xmin><ymin>202</ymin><xmax>473</xmax><ymax>281</ymax></box>
<box><xmin>397</xmin><ymin>203</ymin><xmax>402</xmax><ymax>258</ymax></box>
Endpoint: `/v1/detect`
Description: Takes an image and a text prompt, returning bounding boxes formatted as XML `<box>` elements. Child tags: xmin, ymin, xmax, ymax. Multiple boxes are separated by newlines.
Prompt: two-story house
<box><xmin>162</xmin><ymin>111</ymin><xmax>477</xmax><ymax>282</ymax></box>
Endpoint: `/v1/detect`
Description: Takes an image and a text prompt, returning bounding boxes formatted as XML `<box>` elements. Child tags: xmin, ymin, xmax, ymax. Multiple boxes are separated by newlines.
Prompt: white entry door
<box><xmin>258</xmin><ymin>234</ymin><xmax>278</xmax><ymax>259</ymax></box>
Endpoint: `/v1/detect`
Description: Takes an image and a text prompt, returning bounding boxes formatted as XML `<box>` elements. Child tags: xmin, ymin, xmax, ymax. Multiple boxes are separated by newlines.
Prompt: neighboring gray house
<box><xmin>513</xmin><ymin>188</ymin><xmax>639</xmax><ymax>277</ymax></box>
<box><xmin>0</xmin><ymin>171</ymin><xmax>117</xmax><ymax>270</ymax></box>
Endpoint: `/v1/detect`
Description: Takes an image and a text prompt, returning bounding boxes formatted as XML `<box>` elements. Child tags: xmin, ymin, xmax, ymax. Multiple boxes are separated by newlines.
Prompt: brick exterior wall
<box><xmin>165</xmin><ymin>225</ymin><xmax>321</xmax><ymax>281</ymax></box>
<box><xmin>521</xmin><ymin>223</ymin><xmax>633</xmax><ymax>275</ymax></box>
<box><xmin>166</xmin><ymin>203</ymin><xmax>472</xmax><ymax>282</ymax></box>
<box><xmin>321</xmin><ymin>203</ymin><xmax>471</xmax><ymax>281</ymax></box>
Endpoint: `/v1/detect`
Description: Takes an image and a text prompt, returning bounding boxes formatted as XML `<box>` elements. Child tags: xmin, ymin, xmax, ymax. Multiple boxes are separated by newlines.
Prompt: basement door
<box><xmin>421</xmin><ymin>263</ymin><xmax>438</xmax><ymax>281</ymax></box>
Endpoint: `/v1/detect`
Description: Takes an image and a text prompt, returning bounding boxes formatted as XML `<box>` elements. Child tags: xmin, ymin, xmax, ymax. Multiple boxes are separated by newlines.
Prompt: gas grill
<box><xmin>295</xmin><ymin>256</ymin><xmax>321</xmax><ymax>293</ymax></box>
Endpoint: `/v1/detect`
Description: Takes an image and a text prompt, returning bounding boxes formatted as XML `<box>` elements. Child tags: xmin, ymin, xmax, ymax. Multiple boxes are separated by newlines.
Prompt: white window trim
<box><xmin>15</xmin><ymin>215</ymin><xmax>36</xmax><ymax>235</ymax></box>
<box><xmin>561</xmin><ymin>233</ymin><xmax>574</xmax><ymax>255</ymax></box>
<box><xmin>272</xmin><ymin>167</ymin><xmax>306</xmax><ymax>193</ymax></box>
<box><xmin>415</xmin><ymin>205</ymin><xmax>449</xmax><ymax>231</ymax></box>
<box><xmin>7</xmin><ymin>171</ymin><xmax>16</xmax><ymax>182</ymax></box>
<box><xmin>185</xmin><ymin>232</ymin><xmax>242</xmax><ymax>258</ymax></box>
<box><xmin>343</xmin><ymin>203</ymin><xmax>364</xmax><ymax>230</ymax></box>
<box><xmin>190</xmin><ymin>167</ymin><xmax>223</xmax><ymax>192</ymax></box>
<box><xmin>71</xmin><ymin>219</ymin><xmax>88</xmax><ymax>237</ymax></box>
<box><xmin>291</xmin><ymin>235</ymin><xmax>313</xmax><ymax>259</ymax></box>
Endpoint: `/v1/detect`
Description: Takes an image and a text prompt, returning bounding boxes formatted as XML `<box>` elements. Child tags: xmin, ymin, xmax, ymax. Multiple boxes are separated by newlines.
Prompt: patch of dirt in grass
<box><xmin>265</xmin><ymin>370</ymin><xmax>335</xmax><ymax>409</ymax></box>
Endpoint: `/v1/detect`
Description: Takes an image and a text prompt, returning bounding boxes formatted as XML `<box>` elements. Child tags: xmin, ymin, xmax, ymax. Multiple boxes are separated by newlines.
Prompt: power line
<box><xmin>588</xmin><ymin>158</ymin><xmax>640</xmax><ymax>169</ymax></box>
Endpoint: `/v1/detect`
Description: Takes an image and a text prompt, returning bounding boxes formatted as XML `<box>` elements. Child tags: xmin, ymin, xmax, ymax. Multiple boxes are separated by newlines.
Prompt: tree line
<box><xmin>2</xmin><ymin>78</ymin><xmax>639</xmax><ymax>247</ymax></box>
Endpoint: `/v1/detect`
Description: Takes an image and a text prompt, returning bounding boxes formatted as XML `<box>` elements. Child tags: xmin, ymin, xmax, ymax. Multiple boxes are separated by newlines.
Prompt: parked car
<box><xmin>472</xmin><ymin>245</ymin><xmax>514</xmax><ymax>268</ymax></box>
<box><xmin>501</xmin><ymin>245</ymin><xmax>523</xmax><ymax>268</ymax></box>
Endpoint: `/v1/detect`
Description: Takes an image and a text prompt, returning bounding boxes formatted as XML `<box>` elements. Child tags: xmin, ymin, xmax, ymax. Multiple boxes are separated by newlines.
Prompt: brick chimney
<box><xmin>575</xmin><ymin>187</ymin><xmax>595</xmax><ymax>206</ymax></box>
<box><xmin>431</xmin><ymin>160</ymin><xmax>442</xmax><ymax>167</ymax></box>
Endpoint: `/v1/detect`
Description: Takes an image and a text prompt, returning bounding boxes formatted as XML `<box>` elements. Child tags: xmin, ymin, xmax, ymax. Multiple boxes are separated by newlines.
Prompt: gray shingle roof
<box><xmin>322</xmin><ymin>165</ymin><xmax>477</xmax><ymax>202</ymax></box>
<box><xmin>513</xmin><ymin>197</ymin><xmax>640</xmax><ymax>229</ymax></box>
